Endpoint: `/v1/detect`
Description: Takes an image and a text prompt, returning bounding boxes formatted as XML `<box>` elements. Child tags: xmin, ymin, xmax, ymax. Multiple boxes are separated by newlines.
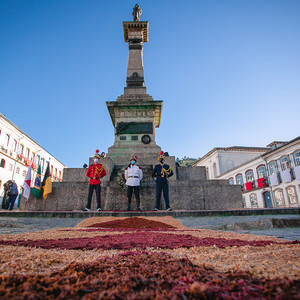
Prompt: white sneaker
<box><xmin>154</xmin><ymin>208</ymin><xmax>159</xmax><ymax>211</ymax></box>
<box><xmin>83</xmin><ymin>208</ymin><xmax>90</xmax><ymax>211</ymax></box>
<box><xmin>167</xmin><ymin>208</ymin><xmax>172</xmax><ymax>211</ymax></box>
<box><xmin>97</xmin><ymin>208</ymin><xmax>102</xmax><ymax>211</ymax></box>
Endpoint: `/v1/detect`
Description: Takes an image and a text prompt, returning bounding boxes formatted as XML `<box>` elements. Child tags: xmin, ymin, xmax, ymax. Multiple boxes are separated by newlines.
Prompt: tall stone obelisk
<box><xmin>106</xmin><ymin>4</ymin><xmax>163</xmax><ymax>165</ymax></box>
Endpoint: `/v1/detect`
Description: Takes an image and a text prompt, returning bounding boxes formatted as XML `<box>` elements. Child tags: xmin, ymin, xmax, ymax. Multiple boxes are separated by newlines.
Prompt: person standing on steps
<box><xmin>124</xmin><ymin>155</ymin><xmax>143</xmax><ymax>211</ymax></box>
<box><xmin>152</xmin><ymin>151</ymin><xmax>174</xmax><ymax>211</ymax></box>
<box><xmin>83</xmin><ymin>150</ymin><xmax>107</xmax><ymax>211</ymax></box>
<box><xmin>5</xmin><ymin>180</ymin><xmax>19</xmax><ymax>210</ymax></box>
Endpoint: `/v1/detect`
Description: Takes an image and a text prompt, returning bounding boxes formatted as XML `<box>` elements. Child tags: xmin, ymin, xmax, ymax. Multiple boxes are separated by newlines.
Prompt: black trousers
<box><xmin>155</xmin><ymin>182</ymin><xmax>170</xmax><ymax>210</ymax></box>
<box><xmin>127</xmin><ymin>185</ymin><xmax>140</xmax><ymax>209</ymax></box>
<box><xmin>86</xmin><ymin>184</ymin><xmax>101</xmax><ymax>209</ymax></box>
<box><xmin>6</xmin><ymin>194</ymin><xmax>18</xmax><ymax>210</ymax></box>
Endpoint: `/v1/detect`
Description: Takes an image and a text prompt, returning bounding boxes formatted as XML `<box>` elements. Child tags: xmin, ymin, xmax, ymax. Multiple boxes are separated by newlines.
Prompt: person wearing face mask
<box><xmin>83</xmin><ymin>150</ymin><xmax>107</xmax><ymax>211</ymax></box>
<box><xmin>152</xmin><ymin>151</ymin><xmax>174</xmax><ymax>211</ymax></box>
<box><xmin>124</xmin><ymin>155</ymin><xmax>143</xmax><ymax>211</ymax></box>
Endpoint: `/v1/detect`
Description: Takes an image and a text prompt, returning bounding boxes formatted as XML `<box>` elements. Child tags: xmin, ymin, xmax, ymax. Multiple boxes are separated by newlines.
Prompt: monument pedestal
<box><xmin>106</xmin><ymin>97</ymin><xmax>163</xmax><ymax>165</ymax></box>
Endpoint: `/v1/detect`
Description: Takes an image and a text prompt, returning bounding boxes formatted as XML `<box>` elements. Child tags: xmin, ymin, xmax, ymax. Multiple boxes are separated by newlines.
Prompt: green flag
<box><xmin>32</xmin><ymin>165</ymin><xmax>42</xmax><ymax>199</ymax></box>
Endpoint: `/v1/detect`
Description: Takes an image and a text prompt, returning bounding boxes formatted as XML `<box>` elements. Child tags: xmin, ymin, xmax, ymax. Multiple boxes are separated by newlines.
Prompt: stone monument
<box><xmin>19</xmin><ymin>5</ymin><xmax>243</xmax><ymax>212</ymax></box>
<box><xmin>106</xmin><ymin>4</ymin><xmax>163</xmax><ymax>165</ymax></box>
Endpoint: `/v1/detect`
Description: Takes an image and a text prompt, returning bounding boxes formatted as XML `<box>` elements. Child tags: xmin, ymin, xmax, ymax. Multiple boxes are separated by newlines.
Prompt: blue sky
<box><xmin>1</xmin><ymin>0</ymin><xmax>299</xmax><ymax>167</ymax></box>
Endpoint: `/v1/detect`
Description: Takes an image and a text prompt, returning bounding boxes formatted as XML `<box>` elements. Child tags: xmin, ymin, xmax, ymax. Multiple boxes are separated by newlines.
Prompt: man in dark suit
<box><xmin>152</xmin><ymin>151</ymin><xmax>174</xmax><ymax>211</ymax></box>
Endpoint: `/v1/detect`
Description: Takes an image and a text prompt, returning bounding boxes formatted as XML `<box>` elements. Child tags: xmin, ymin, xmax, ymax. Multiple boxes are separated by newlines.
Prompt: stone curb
<box><xmin>0</xmin><ymin>208</ymin><xmax>299</xmax><ymax>218</ymax></box>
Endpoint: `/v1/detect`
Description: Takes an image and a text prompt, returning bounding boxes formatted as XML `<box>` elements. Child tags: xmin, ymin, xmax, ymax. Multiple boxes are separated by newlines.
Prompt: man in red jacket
<box><xmin>83</xmin><ymin>150</ymin><xmax>107</xmax><ymax>211</ymax></box>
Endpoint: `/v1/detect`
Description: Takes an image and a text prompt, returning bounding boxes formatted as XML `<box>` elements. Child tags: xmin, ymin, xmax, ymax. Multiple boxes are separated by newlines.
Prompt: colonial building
<box><xmin>0</xmin><ymin>113</ymin><xmax>66</xmax><ymax>202</ymax></box>
<box><xmin>194</xmin><ymin>137</ymin><xmax>300</xmax><ymax>208</ymax></box>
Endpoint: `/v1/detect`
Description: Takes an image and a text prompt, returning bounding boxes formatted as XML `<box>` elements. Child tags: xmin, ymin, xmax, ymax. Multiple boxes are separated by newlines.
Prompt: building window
<box><xmin>268</xmin><ymin>161</ymin><xmax>277</xmax><ymax>175</ymax></box>
<box><xmin>4</xmin><ymin>134</ymin><xmax>10</xmax><ymax>147</ymax></box>
<box><xmin>37</xmin><ymin>155</ymin><xmax>40</xmax><ymax>165</ymax></box>
<box><xmin>131</xmin><ymin>136</ymin><xmax>138</xmax><ymax>141</ymax></box>
<box><xmin>9</xmin><ymin>164</ymin><xmax>13</xmax><ymax>171</ymax></box>
<box><xmin>274</xmin><ymin>189</ymin><xmax>284</xmax><ymax>206</ymax></box>
<box><xmin>25</xmin><ymin>148</ymin><xmax>30</xmax><ymax>158</ymax></box>
<box><xmin>286</xmin><ymin>186</ymin><xmax>298</xmax><ymax>205</ymax></box>
<box><xmin>19</xmin><ymin>144</ymin><xmax>24</xmax><ymax>155</ymax></box>
<box><xmin>236</xmin><ymin>174</ymin><xmax>243</xmax><ymax>185</ymax></box>
<box><xmin>293</xmin><ymin>150</ymin><xmax>300</xmax><ymax>166</ymax></box>
<box><xmin>22</xmin><ymin>170</ymin><xmax>26</xmax><ymax>177</ymax></box>
<box><xmin>16</xmin><ymin>167</ymin><xmax>20</xmax><ymax>174</ymax></box>
<box><xmin>12</xmin><ymin>139</ymin><xmax>17</xmax><ymax>152</ymax></box>
<box><xmin>51</xmin><ymin>165</ymin><xmax>53</xmax><ymax>176</ymax></box>
<box><xmin>250</xmin><ymin>193</ymin><xmax>258</xmax><ymax>208</ymax></box>
<box><xmin>59</xmin><ymin>171</ymin><xmax>62</xmax><ymax>180</ymax></box>
<box><xmin>120</xmin><ymin>136</ymin><xmax>126</xmax><ymax>140</ymax></box>
<box><xmin>245</xmin><ymin>170</ymin><xmax>254</xmax><ymax>182</ymax></box>
<box><xmin>280</xmin><ymin>156</ymin><xmax>290</xmax><ymax>171</ymax></box>
<box><xmin>213</xmin><ymin>163</ymin><xmax>217</xmax><ymax>178</ymax></box>
<box><xmin>257</xmin><ymin>165</ymin><xmax>266</xmax><ymax>178</ymax></box>
<box><xmin>31</xmin><ymin>152</ymin><xmax>35</xmax><ymax>162</ymax></box>
<box><xmin>228</xmin><ymin>177</ymin><xmax>234</xmax><ymax>185</ymax></box>
<box><xmin>0</xmin><ymin>159</ymin><xmax>5</xmax><ymax>168</ymax></box>
<box><xmin>41</xmin><ymin>158</ymin><xmax>45</xmax><ymax>171</ymax></box>
<box><xmin>206</xmin><ymin>167</ymin><xmax>209</xmax><ymax>179</ymax></box>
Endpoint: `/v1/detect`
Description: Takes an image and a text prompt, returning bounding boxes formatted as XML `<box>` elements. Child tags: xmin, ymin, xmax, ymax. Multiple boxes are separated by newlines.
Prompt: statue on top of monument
<box><xmin>132</xmin><ymin>3</ymin><xmax>142</xmax><ymax>21</ymax></box>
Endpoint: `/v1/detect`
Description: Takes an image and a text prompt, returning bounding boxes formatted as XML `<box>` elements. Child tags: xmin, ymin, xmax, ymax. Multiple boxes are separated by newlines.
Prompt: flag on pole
<box><xmin>22</xmin><ymin>163</ymin><xmax>32</xmax><ymax>200</ymax></box>
<box><xmin>42</xmin><ymin>162</ymin><xmax>52</xmax><ymax>199</ymax></box>
<box><xmin>32</xmin><ymin>165</ymin><xmax>42</xmax><ymax>199</ymax></box>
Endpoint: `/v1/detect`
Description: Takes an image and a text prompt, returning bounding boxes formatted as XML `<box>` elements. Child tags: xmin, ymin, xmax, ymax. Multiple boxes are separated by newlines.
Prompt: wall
<box><xmin>19</xmin><ymin>177</ymin><xmax>243</xmax><ymax>211</ymax></box>
<box><xmin>63</xmin><ymin>157</ymin><xmax>178</xmax><ymax>182</ymax></box>
<box><xmin>218</xmin><ymin>151</ymin><xmax>264</xmax><ymax>175</ymax></box>
<box><xmin>176</xmin><ymin>166</ymin><xmax>206</xmax><ymax>181</ymax></box>
<box><xmin>63</xmin><ymin>157</ymin><xmax>115</xmax><ymax>183</ymax></box>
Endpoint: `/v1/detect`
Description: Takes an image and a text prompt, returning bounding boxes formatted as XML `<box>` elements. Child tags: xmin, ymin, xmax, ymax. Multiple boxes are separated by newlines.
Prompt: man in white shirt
<box><xmin>124</xmin><ymin>155</ymin><xmax>143</xmax><ymax>211</ymax></box>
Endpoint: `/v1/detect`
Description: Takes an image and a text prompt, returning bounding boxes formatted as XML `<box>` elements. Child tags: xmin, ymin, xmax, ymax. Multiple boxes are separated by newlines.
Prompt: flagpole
<box><xmin>46</xmin><ymin>157</ymin><xmax>51</xmax><ymax>211</ymax></box>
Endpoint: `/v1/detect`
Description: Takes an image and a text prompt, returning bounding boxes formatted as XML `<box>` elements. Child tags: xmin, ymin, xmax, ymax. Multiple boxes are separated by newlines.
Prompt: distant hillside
<box><xmin>176</xmin><ymin>157</ymin><xmax>200</xmax><ymax>167</ymax></box>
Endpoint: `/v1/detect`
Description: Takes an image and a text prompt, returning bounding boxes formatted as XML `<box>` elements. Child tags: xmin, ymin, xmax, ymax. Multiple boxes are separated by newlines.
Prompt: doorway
<box><xmin>263</xmin><ymin>191</ymin><xmax>273</xmax><ymax>208</ymax></box>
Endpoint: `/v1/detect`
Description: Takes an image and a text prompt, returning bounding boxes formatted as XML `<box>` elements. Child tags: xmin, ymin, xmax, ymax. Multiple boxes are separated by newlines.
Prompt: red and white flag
<box><xmin>23</xmin><ymin>164</ymin><xmax>32</xmax><ymax>200</ymax></box>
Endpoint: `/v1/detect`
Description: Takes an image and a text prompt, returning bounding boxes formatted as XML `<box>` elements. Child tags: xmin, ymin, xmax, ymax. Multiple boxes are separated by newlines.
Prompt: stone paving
<box><xmin>0</xmin><ymin>217</ymin><xmax>85</xmax><ymax>235</ymax></box>
<box><xmin>176</xmin><ymin>215</ymin><xmax>300</xmax><ymax>241</ymax></box>
<box><xmin>0</xmin><ymin>214</ymin><xmax>299</xmax><ymax>240</ymax></box>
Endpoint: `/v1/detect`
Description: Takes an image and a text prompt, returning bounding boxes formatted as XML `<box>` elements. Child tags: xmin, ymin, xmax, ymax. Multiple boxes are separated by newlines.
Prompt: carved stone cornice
<box><xmin>122</xmin><ymin>21</ymin><xmax>149</xmax><ymax>43</ymax></box>
<box><xmin>106</xmin><ymin>99</ymin><xmax>163</xmax><ymax>128</ymax></box>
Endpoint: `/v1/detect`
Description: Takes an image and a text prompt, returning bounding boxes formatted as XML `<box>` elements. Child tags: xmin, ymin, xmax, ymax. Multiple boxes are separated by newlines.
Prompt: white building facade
<box><xmin>194</xmin><ymin>137</ymin><xmax>300</xmax><ymax>209</ymax></box>
<box><xmin>0</xmin><ymin>113</ymin><xmax>67</xmax><ymax>202</ymax></box>
<box><xmin>195</xmin><ymin>146</ymin><xmax>270</xmax><ymax>181</ymax></box>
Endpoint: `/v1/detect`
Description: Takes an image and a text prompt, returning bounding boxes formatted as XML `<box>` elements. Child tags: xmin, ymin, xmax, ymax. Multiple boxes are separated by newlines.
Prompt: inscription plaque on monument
<box><xmin>116</xmin><ymin>122</ymin><xmax>153</xmax><ymax>135</ymax></box>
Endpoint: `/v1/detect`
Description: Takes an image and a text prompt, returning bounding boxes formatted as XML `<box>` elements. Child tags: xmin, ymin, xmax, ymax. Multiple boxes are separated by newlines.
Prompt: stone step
<box><xmin>224</xmin><ymin>218</ymin><xmax>300</xmax><ymax>230</ymax></box>
<box><xmin>1</xmin><ymin>209</ymin><xmax>300</xmax><ymax>218</ymax></box>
